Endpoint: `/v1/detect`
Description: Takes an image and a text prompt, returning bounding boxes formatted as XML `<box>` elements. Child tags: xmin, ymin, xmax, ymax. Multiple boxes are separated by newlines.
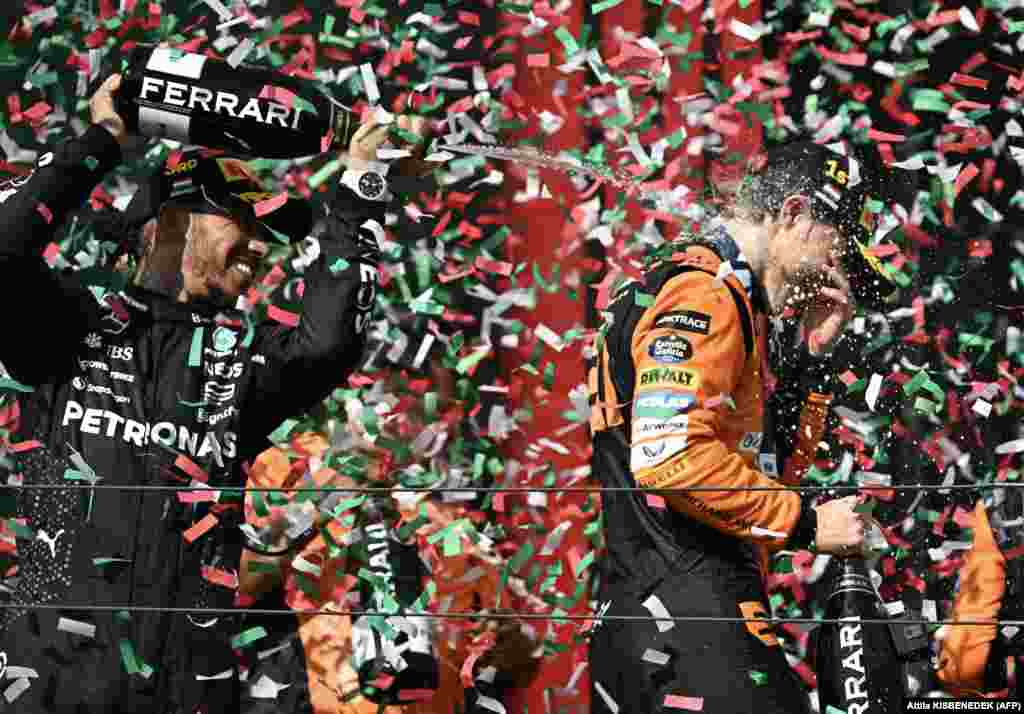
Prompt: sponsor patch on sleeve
<box><xmin>653</xmin><ymin>310</ymin><xmax>711</xmax><ymax>335</ymax></box>
<box><xmin>647</xmin><ymin>334</ymin><xmax>693</xmax><ymax>364</ymax></box>
<box><xmin>638</xmin><ymin>367</ymin><xmax>701</xmax><ymax>390</ymax></box>
<box><xmin>633</xmin><ymin>390</ymin><xmax>696</xmax><ymax>420</ymax></box>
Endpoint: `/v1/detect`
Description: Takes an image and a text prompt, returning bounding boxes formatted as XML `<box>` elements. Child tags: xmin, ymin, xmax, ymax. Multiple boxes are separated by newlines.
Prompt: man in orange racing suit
<box><xmin>931</xmin><ymin>222</ymin><xmax>1024</xmax><ymax>700</ymax></box>
<box><xmin>587</xmin><ymin>141</ymin><xmax>898</xmax><ymax>714</ymax></box>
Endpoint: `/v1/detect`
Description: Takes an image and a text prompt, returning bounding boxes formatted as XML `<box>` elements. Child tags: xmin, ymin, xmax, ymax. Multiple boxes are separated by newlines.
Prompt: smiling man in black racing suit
<box><xmin>0</xmin><ymin>74</ymin><xmax>425</xmax><ymax>713</ymax></box>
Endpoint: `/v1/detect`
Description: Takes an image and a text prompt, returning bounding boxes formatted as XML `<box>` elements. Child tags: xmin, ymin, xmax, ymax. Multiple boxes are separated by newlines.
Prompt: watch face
<box><xmin>358</xmin><ymin>172</ymin><xmax>385</xmax><ymax>198</ymax></box>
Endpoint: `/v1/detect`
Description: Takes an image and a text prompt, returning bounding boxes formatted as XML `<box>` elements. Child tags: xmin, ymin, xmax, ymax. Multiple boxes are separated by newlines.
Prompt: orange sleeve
<box><xmin>936</xmin><ymin>500</ymin><xmax>1007</xmax><ymax>696</ymax></box>
<box><xmin>631</xmin><ymin>270</ymin><xmax>803</xmax><ymax>549</ymax></box>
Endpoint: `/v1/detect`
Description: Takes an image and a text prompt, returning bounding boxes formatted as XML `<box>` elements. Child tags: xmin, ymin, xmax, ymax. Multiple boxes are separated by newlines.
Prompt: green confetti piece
<box><xmin>119</xmin><ymin>639</ymin><xmax>140</xmax><ymax>674</ymax></box>
<box><xmin>554</xmin><ymin>27</ymin><xmax>580</xmax><ymax>55</ymax></box>
<box><xmin>508</xmin><ymin>541</ymin><xmax>534</xmax><ymax>573</ymax></box>
<box><xmin>244</xmin><ymin>559</ymin><xmax>279</xmax><ymax>575</ymax></box>
<box><xmin>456</xmin><ymin>349</ymin><xmax>488</xmax><ymax>375</ymax></box>
<box><xmin>574</xmin><ymin>550</ymin><xmax>595</xmax><ymax>578</ymax></box>
<box><xmin>633</xmin><ymin>292</ymin><xmax>654</xmax><ymax>307</ymax></box>
<box><xmin>268</xmin><ymin>418</ymin><xmax>299</xmax><ymax>444</ymax></box>
<box><xmin>329</xmin><ymin>257</ymin><xmax>350</xmax><ymax>275</ymax></box>
<box><xmin>231</xmin><ymin>626</ymin><xmax>268</xmax><ymax>649</ymax></box>
<box><xmin>331</xmin><ymin>494</ymin><xmax>366</xmax><ymax>517</ymax></box>
<box><xmin>913</xmin><ymin>396</ymin><xmax>937</xmax><ymax>415</ymax></box>
<box><xmin>187</xmin><ymin>327</ymin><xmax>204</xmax><ymax>368</ymax></box>
<box><xmin>308</xmin><ymin>158</ymin><xmax>343</xmax><ymax>189</ymax></box>
<box><xmin>251</xmin><ymin>490</ymin><xmax>269</xmax><ymax>518</ymax></box>
<box><xmin>901</xmin><ymin>370</ymin><xmax>929</xmax><ymax>396</ymax></box>
<box><xmin>93</xmin><ymin>557</ymin><xmax>131</xmax><ymax>567</ymax></box>
<box><xmin>0</xmin><ymin>378</ymin><xmax>33</xmax><ymax>393</ymax></box>
<box><xmin>592</xmin><ymin>0</ymin><xmax>625</xmax><ymax>12</ymax></box>
<box><xmin>6</xmin><ymin>519</ymin><xmax>35</xmax><ymax>540</ymax></box>
<box><xmin>749</xmin><ymin>670</ymin><xmax>768</xmax><ymax>686</ymax></box>
<box><xmin>84</xmin><ymin>155</ymin><xmax>99</xmax><ymax>171</ymax></box>
<box><xmin>443</xmin><ymin>529</ymin><xmax>462</xmax><ymax>557</ymax></box>
<box><xmin>826</xmin><ymin>707</ymin><xmax>848</xmax><ymax>714</ymax></box>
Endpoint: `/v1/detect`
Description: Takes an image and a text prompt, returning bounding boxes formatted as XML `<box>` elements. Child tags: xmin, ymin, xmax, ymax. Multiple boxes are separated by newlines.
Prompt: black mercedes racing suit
<box><xmin>0</xmin><ymin>124</ymin><xmax>382</xmax><ymax>714</ymax></box>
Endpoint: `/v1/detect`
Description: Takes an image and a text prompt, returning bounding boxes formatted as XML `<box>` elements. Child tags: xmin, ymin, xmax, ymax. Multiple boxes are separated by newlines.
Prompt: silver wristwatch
<box><xmin>341</xmin><ymin>165</ymin><xmax>391</xmax><ymax>202</ymax></box>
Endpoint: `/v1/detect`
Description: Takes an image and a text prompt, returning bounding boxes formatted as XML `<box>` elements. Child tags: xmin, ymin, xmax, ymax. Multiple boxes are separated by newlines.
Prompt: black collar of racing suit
<box><xmin>119</xmin><ymin>283</ymin><xmax>244</xmax><ymax>328</ymax></box>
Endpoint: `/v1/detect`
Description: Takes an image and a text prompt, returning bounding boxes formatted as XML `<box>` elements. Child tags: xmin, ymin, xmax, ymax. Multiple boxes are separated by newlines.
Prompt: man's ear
<box><xmin>779</xmin><ymin>194</ymin><xmax>812</xmax><ymax>227</ymax></box>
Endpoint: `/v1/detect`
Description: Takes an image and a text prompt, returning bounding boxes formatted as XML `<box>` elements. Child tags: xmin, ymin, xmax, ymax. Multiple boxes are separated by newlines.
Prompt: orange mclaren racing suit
<box><xmin>587</xmin><ymin>229</ymin><xmax>829</xmax><ymax>714</ymax></box>
<box><xmin>937</xmin><ymin>490</ymin><xmax>1024</xmax><ymax>699</ymax></box>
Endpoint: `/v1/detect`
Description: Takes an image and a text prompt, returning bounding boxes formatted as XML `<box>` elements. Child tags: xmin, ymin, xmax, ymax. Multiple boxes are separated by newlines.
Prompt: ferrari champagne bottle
<box><xmin>814</xmin><ymin>557</ymin><xmax>904</xmax><ymax>714</ymax></box>
<box><xmin>112</xmin><ymin>45</ymin><xmax>360</xmax><ymax>158</ymax></box>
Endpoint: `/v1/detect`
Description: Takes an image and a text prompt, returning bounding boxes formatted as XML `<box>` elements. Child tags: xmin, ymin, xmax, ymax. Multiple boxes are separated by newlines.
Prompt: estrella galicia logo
<box><xmin>211</xmin><ymin>327</ymin><xmax>238</xmax><ymax>355</ymax></box>
<box><xmin>648</xmin><ymin>334</ymin><xmax>693</xmax><ymax>364</ymax></box>
<box><xmin>654</xmin><ymin>310</ymin><xmax>711</xmax><ymax>335</ymax></box>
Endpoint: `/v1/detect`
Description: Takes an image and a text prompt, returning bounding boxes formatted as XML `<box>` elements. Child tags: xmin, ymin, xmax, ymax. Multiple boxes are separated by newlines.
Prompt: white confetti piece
<box><xmin>593</xmin><ymin>680</ymin><xmax>620</xmax><ymax>713</ymax></box>
<box><xmin>540</xmin><ymin>522</ymin><xmax>573</xmax><ymax>556</ymax></box>
<box><xmin>290</xmin><ymin>555</ymin><xmax>322</xmax><ymax>577</ymax></box>
<box><xmin>535</xmin><ymin>324</ymin><xmax>566</xmax><ymax>352</ymax></box>
<box><xmin>226</xmin><ymin>38</ymin><xmax>256</xmax><ymax>69</ymax></box>
<box><xmin>921</xmin><ymin>600</ymin><xmax>937</xmax><ymax>622</ymax></box>
<box><xmin>729</xmin><ymin>18</ymin><xmax>761</xmax><ymax>41</ymax></box>
<box><xmin>57</xmin><ymin>617</ymin><xmax>96</xmax><ymax>639</ymax></box>
<box><xmin>3</xmin><ymin>679</ymin><xmax>29</xmax><ymax>704</ymax></box>
<box><xmin>249</xmin><ymin>674</ymin><xmax>291</xmax><ymax>699</ymax></box>
<box><xmin>477</xmin><ymin>695</ymin><xmax>507</xmax><ymax>714</ymax></box>
<box><xmin>26</xmin><ymin>6</ymin><xmax>58</xmax><ymax>26</ymax></box>
<box><xmin>972</xmin><ymin>399</ymin><xmax>992</xmax><ymax>418</ymax></box>
<box><xmin>196</xmin><ymin>668</ymin><xmax>234</xmax><ymax>681</ymax></box>
<box><xmin>884</xmin><ymin>601</ymin><xmax>905</xmax><ymax>616</ymax></box>
<box><xmin>642</xmin><ymin>648</ymin><xmax>671</xmax><ymax>666</ymax></box>
<box><xmin>865</xmin><ymin>373</ymin><xmax>884</xmax><ymax>412</ymax></box>
<box><xmin>201</xmin><ymin>0</ymin><xmax>234</xmax><ymax>20</ymax></box>
<box><xmin>360</xmin><ymin>63</ymin><xmax>381</xmax><ymax>105</ymax></box>
<box><xmin>996</xmin><ymin>438</ymin><xmax>1024</xmax><ymax>455</ymax></box>
<box><xmin>959</xmin><ymin>5</ymin><xmax>980</xmax><ymax>31</ymax></box>
<box><xmin>750</xmin><ymin>526</ymin><xmax>786</xmax><ymax>539</ymax></box>
<box><xmin>642</xmin><ymin>593</ymin><xmax>675</xmax><ymax>632</ymax></box>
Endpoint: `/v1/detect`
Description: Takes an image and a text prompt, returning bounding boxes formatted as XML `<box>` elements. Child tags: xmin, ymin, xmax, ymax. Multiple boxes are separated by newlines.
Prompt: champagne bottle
<box><xmin>814</xmin><ymin>557</ymin><xmax>904</xmax><ymax>714</ymax></box>
<box><xmin>350</xmin><ymin>495</ymin><xmax>439</xmax><ymax>705</ymax></box>
<box><xmin>111</xmin><ymin>45</ymin><xmax>360</xmax><ymax>158</ymax></box>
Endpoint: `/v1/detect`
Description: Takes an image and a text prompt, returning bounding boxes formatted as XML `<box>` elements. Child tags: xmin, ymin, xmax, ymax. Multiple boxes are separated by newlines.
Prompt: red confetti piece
<box><xmin>527</xmin><ymin>53</ymin><xmax>550</xmax><ymax>68</ymax></box>
<box><xmin>36</xmin><ymin>203</ymin><xmax>53</xmax><ymax>224</ymax></box>
<box><xmin>397</xmin><ymin>689</ymin><xmax>435</xmax><ymax>701</ymax></box>
<box><xmin>950</xmin><ymin>72</ymin><xmax>989</xmax><ymax>90</ymax></box>
<box><xmin>253</xmin><ymin>192</ymin><xmax>288</xmax><ymax>217</ymax></box>
<box><xmin>473</xmin><ymin>256</ymin><xmax>513</xmax><ymax>276</ymax></box>
<box><xmin>9</xmin><ymin>440</ymin><xmax>42</xmax><ymax>452</ymax></box>
<box><xmin>457</xmin><ymin>11</ymin><xmax>480</xmax><ymax>25</ymax></box>
<box><xmin>201</xmin><ymin>566</ymin><xmax>238</xmax><ymax>589</ymax></box>
<box><xmin>267</xmin><ymin>305</ymin><xmax>300</xmax><ymax>327</ymax></box>
<box><xmin>175</xmin><ymin>454</ymin><xmax>209</xmax><ymax>483</ymax></box>
<box><xmin>183</xmin><ymin>513</ymin><xmax>219</xmax><ymax>543</ymax></box>
<box><xmin>953</xmin><ymin>163</ymin><xmax>979</xmax><ymax>198</ymax></box>
<box><xmin>177</xmin><ymin>490</ymin><xmax>217</xmax><ymax>504</ymax></box>
<box><xmin>867</xmin><ymin>129</ymin><xmax>906</xmax><ymax>142</ymax></box>
<box><xmin>258</xmin><ymin>85</ymin><xmax>297</xmax><ymax>109</ymax></box>
<box><xmin>664</xmin><ymin>694</ymin><xmax>704</xmax><ymax>710</ymax></box>
<box><xmin>371</xmin><ymin>673</ymin><xmax>395</xmax><ymax>689</ymax></box>
<box><xmin>815</xmin><ymin>46</ymin><xmax>867</xmax><ymax>67</ymax></box>
<box><xmin>646</xmin><ymin>494</ymin><xmax>666</xmax><ymax>509</ymax></box>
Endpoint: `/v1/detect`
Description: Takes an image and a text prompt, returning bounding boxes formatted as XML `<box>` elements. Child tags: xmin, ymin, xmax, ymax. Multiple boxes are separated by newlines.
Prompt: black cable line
<box><xmin>3</xmin><ymin>483</ymin><xmax>1019</xmax><ymax>493</ymax></box>
<box><xmin>0</xmin><ymin>603</ymin><xmax>1009</xmax><ymax>627</ymax></box>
